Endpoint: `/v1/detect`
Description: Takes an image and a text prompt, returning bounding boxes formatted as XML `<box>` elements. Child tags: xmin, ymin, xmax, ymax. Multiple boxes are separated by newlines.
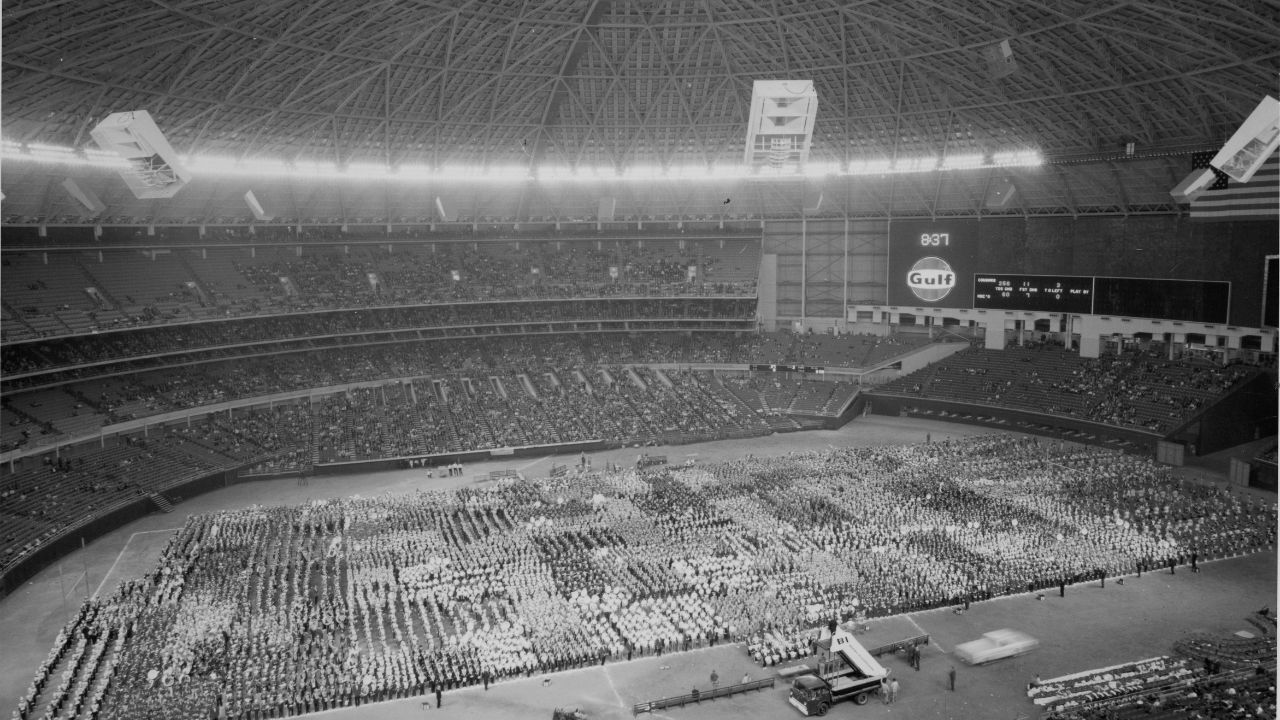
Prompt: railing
<box><xmin>632</xmin><ymin>677</ymin><xmax>775</xmax><ymax>715</ymax></box>
<box><xmin>868</xmin><ymin>633</ymin><xmax>930</xmax><ymax>657</ymax></box>
<box><xmin>1037</xmin><ymin>661</ymin><xmax>1277</xmax><ymax>719</ymax></box>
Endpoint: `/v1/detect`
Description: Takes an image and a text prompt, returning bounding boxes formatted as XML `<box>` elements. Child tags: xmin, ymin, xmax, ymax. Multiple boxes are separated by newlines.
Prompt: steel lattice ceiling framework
<box><xmin>2</xmin><ymin>0</ymin><xmax>1279</xmax><ymax>222</ymax></box>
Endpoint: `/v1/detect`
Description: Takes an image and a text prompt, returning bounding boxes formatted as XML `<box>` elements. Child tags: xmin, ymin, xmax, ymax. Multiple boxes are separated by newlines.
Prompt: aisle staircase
<box><xmin>148</xmin><ymin>492</ymin><xmax>175</xmax><ymax>513</ymax></box>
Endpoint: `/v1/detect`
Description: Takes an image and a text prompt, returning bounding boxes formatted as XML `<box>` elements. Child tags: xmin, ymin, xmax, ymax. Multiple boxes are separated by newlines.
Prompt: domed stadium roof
<box><xmin>4</xmin><ymin>0</ymin><xmax>1277</xmax><ymax>169</ymax></box>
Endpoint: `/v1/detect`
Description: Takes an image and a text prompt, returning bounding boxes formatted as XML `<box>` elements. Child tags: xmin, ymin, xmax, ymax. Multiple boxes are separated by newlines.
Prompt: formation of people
<box><xmin>12</xmin><ymin>435</ymin><xmax>1274</xmax><ymax>720</ymax></box>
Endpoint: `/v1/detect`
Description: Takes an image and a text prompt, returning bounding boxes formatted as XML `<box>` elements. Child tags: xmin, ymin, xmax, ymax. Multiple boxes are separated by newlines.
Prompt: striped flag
<box><xmin>1189</xmin><ymin>151</ymin><xmax>1279</xmax><ymax>220</ymax></box>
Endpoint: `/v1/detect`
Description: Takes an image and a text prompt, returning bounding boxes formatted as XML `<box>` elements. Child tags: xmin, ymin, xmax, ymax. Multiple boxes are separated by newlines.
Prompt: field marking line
<box><xmin>600</xmin><ymin>665</ymin><xmax>629</xmax><ymax>710</ymax></box>
<box><xmin>516</xmin><ymin>455</ymin><xmax>553</xmax><ymax>472</ymax></box>
<box><xmin>906</xmin><ymin>614</ymin><xmax>947</xmax><ymax>653</ymax></box>
<box><xmin>93</xmin><ymin>527</ymin><xmax>181</xmax><ymax>598</ymax></box>
<box><xmin>62</xmin><ymin>571</ymin><xmax>85</xmax><ymax>595</ymax></box>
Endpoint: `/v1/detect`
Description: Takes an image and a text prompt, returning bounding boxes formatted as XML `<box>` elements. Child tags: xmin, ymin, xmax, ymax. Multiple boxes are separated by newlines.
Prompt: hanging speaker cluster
<box><xmin>597</xmin><ymin>197</ymin><xmax>616</xmax><ymax>222</ymax></box>
<box><xmin>744</xmin><ymin>80</ymin><xmax>817</xmax><ymax>173</ymax></box>
<box><xmin>244</xmin><ymin>190</ymin><xmax>272</xmax><ymax>221</ymax></box>
<box><xmin>985</xmin><ymin>177</ymin><xmax>1018</xmax><ymax>209</ymax></box>
<box><xmin>984</xmin><ymin>39</ymin><xmax>1017</xmax><ymax>80</ymax></box>
<box><xmin>89</xmin><ymin>110</ymin><xmax>191</xmax><ymax>199</ymax></box>
<box><xmin>60</xmin><ymin>178</ymin><xmax>106</xmax><ymax>215</ymax></box>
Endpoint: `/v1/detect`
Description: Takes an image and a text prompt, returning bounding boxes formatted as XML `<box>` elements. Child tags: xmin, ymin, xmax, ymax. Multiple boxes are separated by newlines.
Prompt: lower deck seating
<box><xmin>873</xmin><ymin>346</ymin><xmax>1256</xmax><ymax>434</ymax></box>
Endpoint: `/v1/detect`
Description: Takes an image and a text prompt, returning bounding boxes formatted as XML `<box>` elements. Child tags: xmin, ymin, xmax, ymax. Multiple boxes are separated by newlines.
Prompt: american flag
<box><xmin>1189</xmin><ymin>150</ymin><xmax>1279</xmax><ymax>221</ymax></box>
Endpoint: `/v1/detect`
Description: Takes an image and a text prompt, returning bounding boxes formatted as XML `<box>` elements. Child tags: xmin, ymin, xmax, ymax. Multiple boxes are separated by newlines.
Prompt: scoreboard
<box><xmin>974</xmin><ymin>274</ymin><xmax>1094</xmax><ymax>313</ymax></box>
<box><xmin>1265</xmin><ymin>256</ymin><xmax>1278</xmax><ymax>328</ymax></box>
<box><xmin>885</xmin><ymin>220</ymin><xmax>1243</xmax><ymax>324</ymax></box>
<box><xmin>1093</xmin><ymin>277</ymin><xmax>1229</xmax><ymax>325</ymax></box>
<box><xmin>972</xmin><ymin>274</ymin><xmax>1230</xmax><ymax>323</ymax></box>
<box><xmin>887</xmin><ymin>219</ymin><xmax>981</xmax><ymax>308</ymax></box>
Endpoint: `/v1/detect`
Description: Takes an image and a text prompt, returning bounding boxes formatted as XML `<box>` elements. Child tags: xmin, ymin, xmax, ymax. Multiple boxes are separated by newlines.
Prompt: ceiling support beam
<box><xmin>529</xmin><ymin>0</ymin><xmax>612</xmax><ymax>170</ymax></box>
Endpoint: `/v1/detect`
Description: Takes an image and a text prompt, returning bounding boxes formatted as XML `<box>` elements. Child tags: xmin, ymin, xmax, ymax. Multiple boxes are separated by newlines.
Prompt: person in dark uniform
<box><xmin>948</xmin><ymin>665</ymin><xmax>956</xmax><ymax>691</ymax></box>
<box><xmin>435</xmin><ymin>685</ymin><xmax>442</xmax><ymax>708</ymax></box>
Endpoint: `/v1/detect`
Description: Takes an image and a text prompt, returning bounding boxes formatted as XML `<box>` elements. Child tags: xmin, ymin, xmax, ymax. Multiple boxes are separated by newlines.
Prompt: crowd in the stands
<box><xmin>11</xmin><ymin>436</ymin><xmax>1275</xmax><ymax>720</ymax></box>
<box><xmin>1040</xmin><ymin>646</ymin><xmax>1276</xmax><ymax>719</ymax></box>
<box><xmin>0</xmin><ymin>298</ymin><xmax>757</xmax><ymax>379</ymax></box>
<box><xmin>1</xmin><ymin>330</ymin><xmax>926</xmax><ymax>451</ymax></box>
<box><xmin>1</xmin><ymin>235</ymin><xmax>761</xmax><ymax>347</ymax></box>
<box><xmin>872</xmin><ymin>345</ymin><xmax>1258</xmax><ymax>434</ymax></box>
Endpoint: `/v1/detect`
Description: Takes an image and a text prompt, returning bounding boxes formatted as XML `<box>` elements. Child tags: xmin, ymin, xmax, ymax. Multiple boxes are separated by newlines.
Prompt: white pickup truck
<box><xmin>954</xmin><ymin>629</ymin><xmax>1039</xmax><ymax>665</ymax></box>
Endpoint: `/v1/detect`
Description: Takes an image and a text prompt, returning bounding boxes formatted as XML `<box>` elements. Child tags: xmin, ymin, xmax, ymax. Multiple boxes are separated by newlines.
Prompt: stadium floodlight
<box><xmin>482</xmin><ymin>164</ymin><xmax>532</xmax><ymax>182</ymax></box>
<box><xmin>89</xmin><ymin>110</ymin><xmax>192</xmax><ymax>198</ymax></box>
<box><xmin>623</xmin><ymin>164</ymin><xmax>665</xmax><ymax>180</ymax></box>
<box><xmin>537</xmin><ymin>164</ymin><xmax>576</xmax><ymax>181</ymax></box>
<box><xmin>393</xmin><ymin>164</ymin><xmax>434</xmax><ymax>180</ymax></box>
<box><xmin>188</xmin><ymin>155</ymin><xmax>292</xmax><ymax>177</ymax></box>
<box><xmin>27</xmin><ymin>142</ymin><xmax>76</xmax><ymax>157</ymax></box>
<box><xmin>292</xmin><ymin>160</ymin><xmax>341</xmax><ymax>178</ymax></box>
<box><xmin>893</xmin><ymin>156</ymin><xmax>938</xmax><ymax>173</ymax></box>
<box><xmin>942</xmin><ymin>154</ymin><xmax>986</xmax><ymax>170</ymax></box>
<box><xmin>2</xmin><ymin>138</ymin><xmax>1050</xmax><ymax>186</ymax></box>
<box><xmin>344</xmin><ymin>162</ymin><xmax>390</xmax><ymax>179</ymax></box>
<box><xmin>848</xmin><ymin>159</ymin><xmax>894</xmax><ymax>175</ymax></box>
<box><xmin>248</xmin><ymin>158</ymin><xmax>289</xmax><ymax>175</ymax></box>
<box><xmin>803</xmin><ymin>162</ymin><xmax>840</xmax><ymax>178</ymax></box>
<box><xmin>707</xmin><ymin>164</ymin><xmax>753</xmax><ymax>180</ymax></box>
<box><xmin>992</xmin><ymin>150</ymin><xmax>1043</xmax><ymax>167</ymax></box>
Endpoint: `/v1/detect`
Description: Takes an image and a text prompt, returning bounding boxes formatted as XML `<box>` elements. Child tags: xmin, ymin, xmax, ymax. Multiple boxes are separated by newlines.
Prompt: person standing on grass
<box><xmin>710</xmin><ymin>670</ymin><xmax>719</xmax><ymax>688</ymax></box>
<box><xmin>948</xmin><ymin>665</ymin><xmax>956</xmax><ymax>692</ymax></box>
<box><xmin>889</xmin><ymin>677</ymin><xmax>900</xmax><ymax>703</ymax></box>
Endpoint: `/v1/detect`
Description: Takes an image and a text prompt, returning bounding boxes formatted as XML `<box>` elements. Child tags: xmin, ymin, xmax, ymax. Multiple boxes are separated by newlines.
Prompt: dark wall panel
<box><xmin>975</xmin><ymin>217</ymin><xmax>1028</xmax><ymax>273</ymax></box>
<box><xmin>1024</xmin><ymin>218</ymin><xmax>1076</xmax><ymax>276</ymax></box>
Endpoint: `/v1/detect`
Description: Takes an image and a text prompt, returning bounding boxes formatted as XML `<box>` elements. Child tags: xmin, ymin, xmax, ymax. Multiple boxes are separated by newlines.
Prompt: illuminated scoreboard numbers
<box><xmin>920</xmin><ymin>232</ymin><xmax>950</xmax><ymax>247</ymax></box>
<box><xmin>973</xmin><ymin>274</ymin><xmax>1094</xmax><ymax>313</ymax></box>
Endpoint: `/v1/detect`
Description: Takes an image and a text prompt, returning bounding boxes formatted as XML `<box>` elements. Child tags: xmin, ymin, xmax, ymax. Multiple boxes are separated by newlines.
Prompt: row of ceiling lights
<box><xmin>1</xmin><ymin>140</ymin><xmax>1043</xmax><ymax>181</ymax></box>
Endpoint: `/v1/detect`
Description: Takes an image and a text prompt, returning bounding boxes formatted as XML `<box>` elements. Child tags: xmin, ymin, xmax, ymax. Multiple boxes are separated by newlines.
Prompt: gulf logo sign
<box><xmin>907</xmin><ymin>256</ymin><xmax>955</xmax><ymax>302</ymax></box>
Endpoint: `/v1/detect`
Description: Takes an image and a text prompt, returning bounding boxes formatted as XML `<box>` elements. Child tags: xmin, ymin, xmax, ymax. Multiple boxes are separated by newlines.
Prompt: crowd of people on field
<box><xmin>11</xmin><ymin>436</ymin><xmax>1275</xmax><ymax>720</ymax></box>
